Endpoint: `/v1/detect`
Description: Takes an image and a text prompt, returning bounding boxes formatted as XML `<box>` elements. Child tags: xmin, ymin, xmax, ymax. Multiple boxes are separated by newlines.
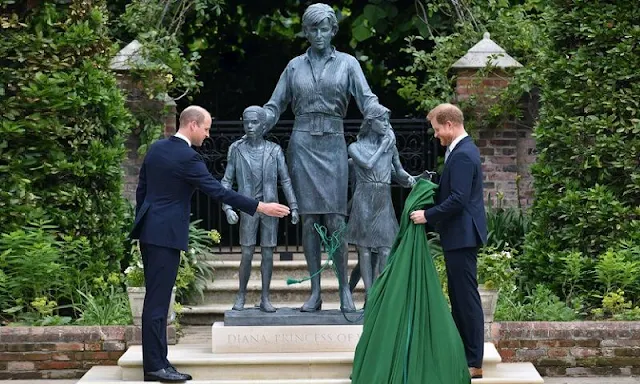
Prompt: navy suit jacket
<box><xmin>130</xmin><ymin>136</ymin><xmax>259</xmax><ymax>251</ymax></box>
<box><xmin>425</xmin><ymin>136</ymin><xmax>487</xmax><ymax>251</ymax></box>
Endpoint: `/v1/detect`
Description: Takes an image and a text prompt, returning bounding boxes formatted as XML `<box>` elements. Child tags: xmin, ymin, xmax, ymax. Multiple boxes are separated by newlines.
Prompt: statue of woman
<box><xmin>262</xmin><ymin>3</ymin><xmax>382</xmax><ymax>312</ymax></box>
<box><xmin>345</xmin><ymin>105</ymin><xmax>415</xmax><ymax>297</ymax></box>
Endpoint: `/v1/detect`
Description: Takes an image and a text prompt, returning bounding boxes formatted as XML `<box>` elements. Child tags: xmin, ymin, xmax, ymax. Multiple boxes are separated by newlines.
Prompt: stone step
<box><xmin>210</xmin><ymin>259</ymin><xmax>360</xmax><ymax>280</ymax></box>
<box><xmin>111</xmin><ymin>344</ymin><xmax>543</xmax><ymax>383</ymax></box>
<box><xmin>206</xmin><ymin>247</ymin><xmax>360</xmax><ymax>261</ymax></box>
<box><xmin>78</xmin><ymin>366</ymin><xmax>351</xmax><ymax>383</ymax></box>
<box><xmin>181</xmin><ymin>302</ymin><xmax>366</xmax><ymax>326</ymax></box>
<box><xmin>79</xmin><ymin>364</ymin><xmax>545</xmax><ymax>383</ymax></box>
<box><xmin>200</xmin><ymin>279</ymin><xmax>366</xmax><ymax>306</ymax></box>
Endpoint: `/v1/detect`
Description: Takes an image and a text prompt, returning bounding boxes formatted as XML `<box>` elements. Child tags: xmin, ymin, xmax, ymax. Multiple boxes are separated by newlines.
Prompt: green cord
<box><xmin>285</xmin><ymin>223</ymin><xmax>344</xmax><ymax>285</ymax></box>
<box><xmin>285</xmin><ymin>223</ymin><xmax>364</xmax><ymax>322</ymax></box>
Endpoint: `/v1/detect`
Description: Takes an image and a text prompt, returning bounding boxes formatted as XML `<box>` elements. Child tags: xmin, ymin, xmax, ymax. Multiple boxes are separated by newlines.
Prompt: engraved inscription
<box><xmin>225</xmin><ymin>332</ymin><xmax>362</xmax><ymax>345</ymax></box>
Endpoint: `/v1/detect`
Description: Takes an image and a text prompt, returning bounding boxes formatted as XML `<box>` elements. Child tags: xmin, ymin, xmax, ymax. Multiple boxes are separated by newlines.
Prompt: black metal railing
<box><xmin>191</xmin><ymin>118</ymin><xmax>441</xmax><ymax>253</ymax></box>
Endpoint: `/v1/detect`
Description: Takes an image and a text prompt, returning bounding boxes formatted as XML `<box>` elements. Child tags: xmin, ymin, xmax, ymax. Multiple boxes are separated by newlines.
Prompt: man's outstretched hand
<box><xmin>257</xmin><ymin>202</ymin><xmax>290</xmax><ymax>218</ymax></box>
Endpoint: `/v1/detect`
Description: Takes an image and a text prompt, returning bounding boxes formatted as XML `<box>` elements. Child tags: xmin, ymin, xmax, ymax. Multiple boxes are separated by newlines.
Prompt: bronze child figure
<box><xmin>221</xmin><ymin>106</ymin><xmax>299</xmax><ymax>312</ymax></box>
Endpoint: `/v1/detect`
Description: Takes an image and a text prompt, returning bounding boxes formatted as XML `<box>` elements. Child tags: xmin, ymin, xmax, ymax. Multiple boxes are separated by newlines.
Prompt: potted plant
<box><xmin>477</xmin><ymin>245</ymin><xmax>517</xmax><ymax>322</ymax></box>
<box><xmin>124</xmin><ymin>222</ymin><xmax>221</xmax><ymax>325</ymax></box>
<box><xmin>124</xmin><ymin>240</ymin><xmax>176</xmax><ymax>326</ymax></box>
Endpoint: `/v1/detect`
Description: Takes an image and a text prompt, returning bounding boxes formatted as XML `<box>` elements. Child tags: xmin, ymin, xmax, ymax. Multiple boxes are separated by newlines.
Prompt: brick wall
<box><xmin>114</xmin><ymin>72</ymin><xmax>177</xmax><ymax>202</ymax></box>
<box><xmin>454</xmin><ymin>69</ymin><xmax>537</xmax><ymax>207</ymax></box>
<box><xmin>489</xmin><ymin>322</ymin><xmax>640</xmax><ymax>376</ymax></box>
<box><xmin>0</xmin><ymin>326</ymin><xmax>175</xmax><ymax>380</ymax></box>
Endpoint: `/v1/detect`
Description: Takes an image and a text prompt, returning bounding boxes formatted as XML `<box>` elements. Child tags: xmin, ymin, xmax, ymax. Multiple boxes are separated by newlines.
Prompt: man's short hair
<box><xmin>242</xmin><ymin>105</ymin><xmax>267</xmax><ymax>123</ymax></box>
<box><xmin>427</xmin><ymin>103</ymin><xmax>464</xmax><ymax>126</ymax></box>
<box><xmin>302</xmin><ymin>3</ymin><xmax>338</xmax><ymax>33</ymax></box>
<box><xmin>179</xmin><ymin>106</ymin><xmax>208</xmax><ymax>127</ymax></box>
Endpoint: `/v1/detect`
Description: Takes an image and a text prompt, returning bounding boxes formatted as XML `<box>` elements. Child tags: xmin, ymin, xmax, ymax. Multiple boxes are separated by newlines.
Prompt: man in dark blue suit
<box><xmin>410</xmin><ymin>103</ymin><xmax>487</xmax><ymax>379</ymax></box>
<box><xmin>130</xmin><ymin>106</ymin><xmax>290</xmax><ymax>382</ymax></box>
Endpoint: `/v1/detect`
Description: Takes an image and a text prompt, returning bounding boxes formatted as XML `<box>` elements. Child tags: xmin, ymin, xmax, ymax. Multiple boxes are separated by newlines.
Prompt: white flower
<box><xmin>190</xmin><ymin>249</ymin><xmax>196</xmax><ymax>255</ymax></box>
<box><xmin>125</xmin><ymin>266</ymin><xmax>133</xmax><ymax>274</ymax></box>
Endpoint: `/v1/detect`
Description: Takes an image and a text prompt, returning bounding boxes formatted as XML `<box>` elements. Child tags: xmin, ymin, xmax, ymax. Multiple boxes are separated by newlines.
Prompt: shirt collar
<box><xmin>303</xmin><ymin>46</ymin><xmax>337</xmax><ymax>62</ymax></box>
<box><xmin>174</xmin><ymin>132</ymin><xmax>191</xmax><ymax>147</ymax></box>
<box><xmin>448</xmin><ymin>132</ymin><xmax>468</xmax><ymax>153</ymax></box>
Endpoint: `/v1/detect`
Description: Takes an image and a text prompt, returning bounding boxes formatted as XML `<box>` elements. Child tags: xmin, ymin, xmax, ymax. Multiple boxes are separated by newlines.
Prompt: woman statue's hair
<box><xmin>302</xmin><ymin>3</ymin><xmax>338</xmax><ymax>33</ymax></box>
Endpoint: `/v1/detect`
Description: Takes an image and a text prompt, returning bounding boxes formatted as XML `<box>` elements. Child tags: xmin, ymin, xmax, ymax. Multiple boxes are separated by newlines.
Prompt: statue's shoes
<box><xmin>259</xmin><ymin>300</ymin><xmax>277</xmax><ymax>313</ymax></box>
<box><xmin>232</xmin><ymin>294</ymin><xmax>246</xmax><ymax>311</ymax></box>
<box><xmin>300</xmin><ymin>298</ymin><xmax>322</xmax><ymax>312</ymax></box>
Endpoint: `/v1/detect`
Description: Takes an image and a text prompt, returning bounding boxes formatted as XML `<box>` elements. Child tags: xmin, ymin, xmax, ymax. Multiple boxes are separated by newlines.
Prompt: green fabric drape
<box><xmin>351</xmin><ymin>179</ymin><xmax>470</xmax><ymax>384</ymax></box>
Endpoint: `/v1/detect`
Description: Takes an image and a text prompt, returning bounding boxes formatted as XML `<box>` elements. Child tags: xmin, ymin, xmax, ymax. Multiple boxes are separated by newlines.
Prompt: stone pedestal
<box><xmin>212</xmin><ymin>322</ymin><xmax>362</xmax><ymax>353</ymax></box>
<box><xmin>224</xmin><ymin>307</ymin><xmax>364</xmax><ymax>326</ymax></box>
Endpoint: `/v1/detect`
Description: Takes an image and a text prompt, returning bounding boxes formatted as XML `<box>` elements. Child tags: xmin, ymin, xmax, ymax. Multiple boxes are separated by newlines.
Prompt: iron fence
<box><xmin>191</xmin><ymin>118</ymin><xmax>440</xmax><ymax>253</ymax></box>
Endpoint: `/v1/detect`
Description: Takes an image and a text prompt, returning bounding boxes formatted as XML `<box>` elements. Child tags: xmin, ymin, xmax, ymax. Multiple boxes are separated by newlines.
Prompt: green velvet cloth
<box><xmin>351</xmin><ymin>179</ymin><xmax>470</xmax><ymax>384</ymax></box>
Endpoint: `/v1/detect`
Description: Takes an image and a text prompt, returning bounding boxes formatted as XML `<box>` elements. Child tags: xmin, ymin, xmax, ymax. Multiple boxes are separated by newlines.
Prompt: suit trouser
<box><xmin>140</xmin><ymin>243</ymin><xmax>180</xmax><ymax>373</ymax></box>
<box><xmin>444</xmin><ymin>246</ymin><xmax>484</xmax><ymax>368</ymax></box>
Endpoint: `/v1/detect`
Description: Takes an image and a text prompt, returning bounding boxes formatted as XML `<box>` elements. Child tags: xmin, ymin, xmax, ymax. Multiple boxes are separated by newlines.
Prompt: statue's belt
<box><xmin>294</xmin><ymin>114</ymin><xmax>343</xmax><ymax>135</ymax></box>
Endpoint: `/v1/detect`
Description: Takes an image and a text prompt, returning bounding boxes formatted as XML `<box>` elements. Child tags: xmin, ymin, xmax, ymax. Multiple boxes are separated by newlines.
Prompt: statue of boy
<box><xmin>221</xmin><ymin>106</ymin><xmax>299</xmax><ymax>312</ymax></box>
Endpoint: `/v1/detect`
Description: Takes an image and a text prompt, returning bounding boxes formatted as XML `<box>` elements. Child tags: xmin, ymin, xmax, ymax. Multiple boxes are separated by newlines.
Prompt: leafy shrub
<box><xmin>123</xmin><ymin>220</ymin><xmax>220</xmax><ymax>304</ymax></box>
<box><xmin>0</xmin><ymin>1</ymin><xmax>133</xmax><ymax>320</ymax></box>
<box><xmin>522</xmin><ymin>0</ymin><xmax>640</xmax><ymax>298</ymax></box>
<box><xmin>485</xmin><ymin>194</ymin><xmax>530</xmax><ymax>254</ymax></box>
<box><xmin>477</xmin><ymin>246</ymin><xmax>518</xmax><ymax>292</ymax></box>
<box><xmin>75</xmin><ymin>286</ymin><xmax>132</xmax><ymax>326</ymax></box>
<box><xmin>495</xmin><ymin>284</ymin><xmax>578</xmax><ymax>322</ymax></box>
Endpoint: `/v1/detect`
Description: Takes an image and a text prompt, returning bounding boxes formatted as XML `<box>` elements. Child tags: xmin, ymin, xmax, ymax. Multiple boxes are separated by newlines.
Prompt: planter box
<box><xmin>479</xmin><ymin>285</ymin><xmax>499</xmax><ymax>323</ymax></box>
<box><xmin>127</xmin><ymin>286</ymin><xmax>176</xmax><ymax>326</ymax></box>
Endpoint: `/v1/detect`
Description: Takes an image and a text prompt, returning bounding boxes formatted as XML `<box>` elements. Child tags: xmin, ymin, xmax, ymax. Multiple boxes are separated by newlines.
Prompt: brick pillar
<box><xmin>113</xmin><ymin>73</ymin><xmax>178</xmax><ymax>202</ymax></box>
<box><xmin>163</xmin><ymin>98</ymin><xmax>177</xmax><ymax>137</ymax></box>
<box><xmin>454</xmin><ymin>69</ymin><xmax>536</xmax><ymax>207</ymax></box>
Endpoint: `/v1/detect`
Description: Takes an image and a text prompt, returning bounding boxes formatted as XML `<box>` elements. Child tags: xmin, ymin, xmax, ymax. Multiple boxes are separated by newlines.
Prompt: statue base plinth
<box><xmin>212</xmin><ymin>321</ymin><xmax>362</xmax><ymax>353</ymax></box>
<box><xmin>223</xmin><ymin>307</ymin><xmax>364</xmax><ymax>326</ymax></box>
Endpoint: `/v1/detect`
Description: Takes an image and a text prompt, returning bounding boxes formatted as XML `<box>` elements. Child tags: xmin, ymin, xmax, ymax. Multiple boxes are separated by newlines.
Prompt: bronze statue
<box><xmin>345</xmin><ymin>105</ymin><xmax>415</xmax><ymax>297</ymax></box>
<box><xmin>262</xmin><ymin>3</ymin><xmax>383</xmax><ymax>312</ymax></box>
<box><xmin>221</xmin><ymin>106</ymin><xmax>299</xmax><ymax>312</ymax></box>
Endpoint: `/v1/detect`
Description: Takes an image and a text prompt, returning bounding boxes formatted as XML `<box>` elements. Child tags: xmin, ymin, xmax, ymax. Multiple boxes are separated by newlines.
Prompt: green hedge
<box><xmin>522</xmin><ymin>1</ymin><xmax>640</xmax><ymax>302</ymax></box>
<box><xmin>0</xmin><ymin>1</ymin><xmax>133</xmax><ymax>318</ymax></box>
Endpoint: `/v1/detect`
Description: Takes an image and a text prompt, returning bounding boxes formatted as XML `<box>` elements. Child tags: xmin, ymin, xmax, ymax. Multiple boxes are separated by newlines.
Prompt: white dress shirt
<box><xmin>174</xmin><ymin>132</ymin><xmax>192</xmax><ymax>147</ymax></box>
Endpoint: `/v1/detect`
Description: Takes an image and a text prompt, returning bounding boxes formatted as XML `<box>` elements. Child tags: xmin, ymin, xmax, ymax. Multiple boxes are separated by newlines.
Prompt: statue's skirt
<box><xmin>287</xmin><ymin>115</ymin><xmax>348</xmax><ymax>216</ymax></box>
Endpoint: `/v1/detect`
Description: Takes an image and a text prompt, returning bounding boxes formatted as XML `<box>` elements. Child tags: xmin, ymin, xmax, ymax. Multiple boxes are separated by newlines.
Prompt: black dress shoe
<box><xmin>167</xmin><ymin>366</ymin><xmax>192</xmax><ymax>380</ymax></box>
<box><xmin>144</xmin><ymin>368</ymin><xmax>187</xmax><ymax>382</ymax></box>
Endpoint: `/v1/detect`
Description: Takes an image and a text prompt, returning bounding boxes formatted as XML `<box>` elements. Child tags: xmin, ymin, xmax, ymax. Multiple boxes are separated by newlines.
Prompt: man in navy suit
<box><xmin>130</xmin><ymin>106</ymin><xmax>290</xmax><ymax>382</ymax></box>
<box><xmin>410</xmin><ymin>103</ymin><xmax>487</xmax><ymax>379</ymax></box>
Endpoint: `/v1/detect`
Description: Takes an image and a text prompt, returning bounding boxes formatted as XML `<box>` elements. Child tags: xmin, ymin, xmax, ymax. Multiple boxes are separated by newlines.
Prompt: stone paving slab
<box><xmin>1</xmin><ymin>376</ymin><xmax>639</xmax><ymax>383</ymax></box>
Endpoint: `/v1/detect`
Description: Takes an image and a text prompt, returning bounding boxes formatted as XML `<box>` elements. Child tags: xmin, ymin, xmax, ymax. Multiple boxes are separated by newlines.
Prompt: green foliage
<box><xmin>178</xmin><ymin>220</ymin><xmax>220</xmax><ymax>304</ymax></box>
<box><xmin>124</xmin><ymin>220</ymin><xmax>219</xmax><ymax>304</ymax></box>
<box><xmin>75</xmin><ymin>286</ymin><xmax>132</xmax><ymax>325</ymax></box>
<box><xmin>0</xmin><ymin>1</ymin><xmax>133</xmax><ymax>321</ymax></box>
<box><xmin>124</xmin><ymin>241</ymin><xmax>146</xmax><ymax>288</ymax></box>
<box><xmin>0</xmin><ymin>225</ymin><xmax>65</xmax><ymax>317</ymax></box>
<box><xmin>485</xmin><ymin>192</ymin><xmax>530</xmax><ymax>254</ymax></box>
<box><xmin>591</xmin><ymin>290</ymin><xmax>640</xmax><ymax>321</ymax></box>
<box><xmin>494</xmin><ymin>284</ymin><xmax>578</xmax><ymax>322</ymax></box>
<box><xmin>396</xmin><ymin>0</ymin><xmax>549</xmax><ymax>125</ymax></box>
<box><xmin>477</xmin><ymin>246</ymin><xmax>518</xmax><ymax>292</ymax></box>
<box><xmin>523</xmin><ymin>1</ymin><xmax>640</xmax><ymax>298</ymax></box>
<box><xmin>116</xmin><ymin>0</ymin><xmax>220</xmax><ymax>153</ymax></box>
